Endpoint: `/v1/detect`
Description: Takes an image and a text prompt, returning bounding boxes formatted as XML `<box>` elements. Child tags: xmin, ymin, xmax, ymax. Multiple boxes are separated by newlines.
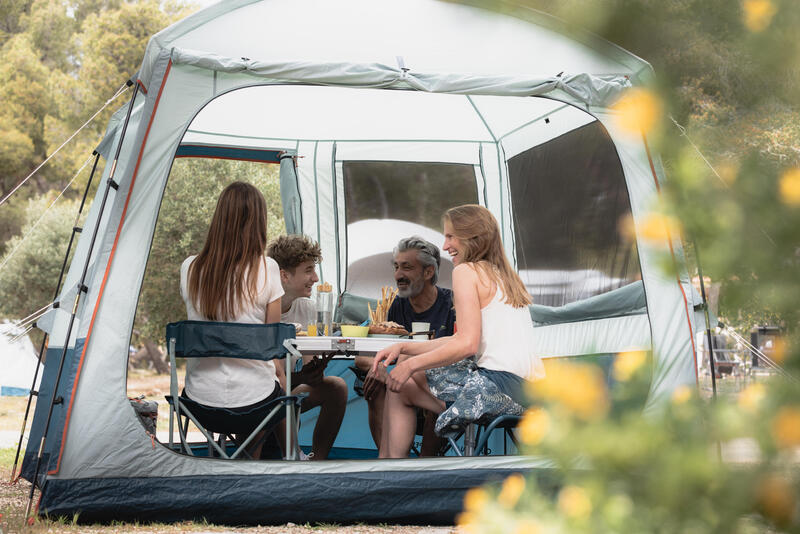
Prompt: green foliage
<box><xmin>0</xmin><ymin>194</ymin><xmax>80</xmax><ymax>325</ymax></box>
<box><xmin>133</xmin><ymin>159</ymin><xmax>285</xmax><ymax>344</ymax></box>
<box><xmin>465</xmin><ymin>360</ymin><xmax>800</xmax><ymax>533</ymax></box>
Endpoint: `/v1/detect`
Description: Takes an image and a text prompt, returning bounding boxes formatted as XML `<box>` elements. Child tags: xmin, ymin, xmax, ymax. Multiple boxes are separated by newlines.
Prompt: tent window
<box><xmin>507</xmin><ymin>121</ymin><xmax>641</xmax><ymax>307</ymax></box>
<box><xmin>342</xmin><ymin>161</ymin><xmax>478</xmax><ymax>297</ymax></box>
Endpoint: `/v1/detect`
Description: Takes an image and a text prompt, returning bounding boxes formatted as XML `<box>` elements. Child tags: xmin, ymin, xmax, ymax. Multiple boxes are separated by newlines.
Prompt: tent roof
<box><xmin>143</xmin><ymin>0</ymin><xmax>652</xmax><ymax>85</ymax></box>
<box><xmin>180</xmin><ymin>84</ymin><xmax>596</xmax><ymax>151</ymax></box>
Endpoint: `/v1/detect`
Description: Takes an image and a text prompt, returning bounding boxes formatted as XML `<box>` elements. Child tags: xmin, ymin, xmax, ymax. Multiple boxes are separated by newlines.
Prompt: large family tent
<box><xmin>21</xmin><ymin>0</ymin><xmax>707</xmax><ymax>524</ymax></box>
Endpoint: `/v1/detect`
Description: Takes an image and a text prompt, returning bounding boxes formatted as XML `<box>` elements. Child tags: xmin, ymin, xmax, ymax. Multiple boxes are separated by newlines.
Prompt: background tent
<box><xmin>0</xmin><ymin>324</ymin><xmax>40</xmax><ymax>396</ymax></box>
<box><xmin>21</xmin><ymin>0</ymin><xmax>705</xmax><ymax>524</ymax></box>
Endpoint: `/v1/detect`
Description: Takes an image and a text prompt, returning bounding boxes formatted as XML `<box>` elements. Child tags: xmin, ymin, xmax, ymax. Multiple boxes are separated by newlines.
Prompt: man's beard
<box><xmin>397</xmin><ymin>277</ymin><xmax>425</xmax><ymax>298</ymax></box>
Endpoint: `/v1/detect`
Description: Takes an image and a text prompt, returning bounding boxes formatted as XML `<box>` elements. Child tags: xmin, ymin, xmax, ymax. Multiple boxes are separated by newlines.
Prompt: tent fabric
<box><xmin>169</xmin><ymin>47</ymin><xmax>632</xmax><ymax>106</ymax></box>
<box><xmin>20</xmin><ymin>0</ymin><xmax>701</xmax><ymax>524</ymax></box>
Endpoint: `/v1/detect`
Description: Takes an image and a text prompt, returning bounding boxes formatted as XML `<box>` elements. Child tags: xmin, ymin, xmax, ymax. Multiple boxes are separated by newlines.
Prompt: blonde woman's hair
<box><xmin>444</xmin><ymin>204</ymin><xmax>531</xmax><ymax>308</ymax></box>
<box><xmin>188</xmin><ymin>182</ymin><xmax>268</xmax><ymax>321</ymax></box>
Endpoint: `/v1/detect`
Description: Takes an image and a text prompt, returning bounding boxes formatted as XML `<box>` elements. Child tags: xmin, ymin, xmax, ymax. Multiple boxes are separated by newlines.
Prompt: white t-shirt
<box><xmin>180</xmin><ymin>255</ymin><xmax>284</xmax><ymax>408</ymax></box>
<box><xmin>280</xmin><ymin>297</ymin><xmax>316</xmax><ymax>326</ymax></box>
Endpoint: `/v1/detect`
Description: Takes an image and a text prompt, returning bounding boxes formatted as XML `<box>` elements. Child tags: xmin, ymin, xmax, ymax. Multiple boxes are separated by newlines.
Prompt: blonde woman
<box><xmin>372</xmin><ymin>204</ymin><xmax>545</xmax><ymax>458</ymax></box>
<box><xmin>180</xmin><ymin>181</ymin><xmax>284</xmax><ymax>457</ymax></box>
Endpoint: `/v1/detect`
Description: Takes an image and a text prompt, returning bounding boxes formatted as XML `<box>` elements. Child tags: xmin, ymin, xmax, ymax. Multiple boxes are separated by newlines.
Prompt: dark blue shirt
<box><xmin>388</xmin><ymin>286</ymin><xmax>455</xmax><ymax>339</ymax></box>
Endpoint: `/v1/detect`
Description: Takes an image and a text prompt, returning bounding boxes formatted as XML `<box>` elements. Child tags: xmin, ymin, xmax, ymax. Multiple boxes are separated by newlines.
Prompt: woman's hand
<box><xmin>371</xmin><ymin>342</ymin><xmax>405</xmax><ymax>373</ymax></box>
<box><xmin>386</xmin><ymin>360</ymin><xmax>414</xmax><ymax>392</ymax></box>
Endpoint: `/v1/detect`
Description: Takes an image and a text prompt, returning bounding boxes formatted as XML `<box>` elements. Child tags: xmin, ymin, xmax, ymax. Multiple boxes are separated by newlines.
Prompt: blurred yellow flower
<box><xmin>738</xmin><ymin>383</ymin><xmax>766</xmax><ymax>413</ymax></box>
<box><xmin>463</xmin><ymin>487</ymin><xmax>489</xmax><ymax>514</ymax></box>
<box><xmin>611</xmin><ymin>88</ymin><xmax>663</xmax><ymax>135</ymax></box>
<box><xmin>771</xmin><ymin>406</ymin><xmax>800</xmax><ymax>449</ymax></box>
<box><xmin>780</xmin><ymin>168</ymin><xmax>800</xmax><ymax>206</ymax></box>
<box><xmin>637</xmin><ymin>213</ymin><xmax>682</xmax><ymax>244</ymax></box>
<box><xmin>530</xmin><ymin>362</ymin><xmax>609</xmax><ymax>421</ymax></box>
<box><xmin>512</xmin><ymin>519</ymin><xmax>541</xmax><ymax>534</ymax></box>
<box><xmin>618</xmin><ymin>213</ymin><xmax>636</xmax><ymax>243</ymax></box>
<box><xmin>498</xmin><ymin>473</ymin><xmax>526</xmax><ymax>509</ymax></box>
<box><xmin>613</xmin><ymin>350</ymin><xmax>647</xmax><ymax>381</ymax></box>
<box><xmin>456</xmin><ymin>511</ymin><xmax>480</xmax><ymax>534</ymax></box>
<box><xmin>717</xmin><ymin>161</ymin><xmax>739</xmax><ymax>186</ymax></box>
<box><xmin>671</xmin><ymin>385</ymin><xmax>692</xmax><ymax>405</ymax></box>
<box><xmin>756</xmin><ymin>474</ymin><xmax>796</xmax><ymax>527</ymax></box>
<box><xmin>743</xmin><ymin>0</ymin><xmax>777</xmax><ymax>32</ymax></box>
<box><xmin>519</xmin><ymin>408</ymin><xmax>550</xmax><ymax>445</ymax></box>
<box><xmin>770</xmin><ymin>338</ymin><xmax>789</xmax><ymax>364</ymax></box>
<box><xmin>558</xmin><ymin>485</ymin><xmax>592</xmax><ymax>519</ymax></box>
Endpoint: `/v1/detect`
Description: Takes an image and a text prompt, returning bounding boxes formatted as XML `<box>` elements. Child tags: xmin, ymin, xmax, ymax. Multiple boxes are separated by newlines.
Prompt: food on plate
<box><xmin>367</xmin><ymin>285</ymin><xmax>399</xmax><ymax>324</ymax></box>
<box><xmin>368</xmin><ymin>321</ymin><xmax>409</xmax><ymax>336</ymax></box>
<box><xmin>318</xmin><ymin>281</ymin><xmax>333</xmax><ymax>293</ymax></box>
<box><xmin>296</xmin><ymin>330</ymin><xmax>308</xmax><ymax>337</ymax></box>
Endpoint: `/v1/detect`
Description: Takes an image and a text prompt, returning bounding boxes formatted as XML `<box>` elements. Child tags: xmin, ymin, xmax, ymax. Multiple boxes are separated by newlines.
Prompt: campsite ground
<box><xmin>0</xmin><ymin>369</ymin><xmax>774</xmax><ymax>533</ymax></box>
<box><xmin>0</xmin><ymin>372</ymin><xmax>458</xmax><ymax>533</ymax></box>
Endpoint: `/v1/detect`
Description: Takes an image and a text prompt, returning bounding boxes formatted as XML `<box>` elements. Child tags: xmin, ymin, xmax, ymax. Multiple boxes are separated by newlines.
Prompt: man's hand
<box><xmin>293</xmin><ymin>353</ymin><xmax>333</xmax><ymax>387</ymax></box>
<box><xmin>386</xmin><ymin>360</ymin><xmax>414</xmax><ymax>392</ymax></box>
<box><xmin>363</xmin><ymin>364</ymin><xmax>388</xmax><ymax>401</ymax></box>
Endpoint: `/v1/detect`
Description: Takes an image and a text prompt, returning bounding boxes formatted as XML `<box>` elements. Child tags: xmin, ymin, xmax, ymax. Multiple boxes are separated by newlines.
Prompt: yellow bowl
<box><xmin>340</xmin><ymin>325</ymin><xmax>369</xmax><ymax>337</ymax></box>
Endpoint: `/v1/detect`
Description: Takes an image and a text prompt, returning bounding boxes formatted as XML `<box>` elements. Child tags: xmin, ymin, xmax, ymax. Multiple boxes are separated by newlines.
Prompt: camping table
<box><xmin>291</xmin><ymin>335</ymin><xmax>424</xmax><ymax>357</ymax></box>
<box><xmin>282</xmin><ymin>336</ymin><xmax>424</xmax><ymax>458</ymax></box>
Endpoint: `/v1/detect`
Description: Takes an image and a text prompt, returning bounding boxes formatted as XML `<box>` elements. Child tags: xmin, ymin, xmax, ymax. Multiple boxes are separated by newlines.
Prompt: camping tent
<box><xmin>21</xmin><ymin>0</ymin><xmax>706</xmax><ymax>524</ymax></box>
<box><xmin>0</xmin><ymin>324</ymin><xmax>40</xmax><ymax>396</ymax></box>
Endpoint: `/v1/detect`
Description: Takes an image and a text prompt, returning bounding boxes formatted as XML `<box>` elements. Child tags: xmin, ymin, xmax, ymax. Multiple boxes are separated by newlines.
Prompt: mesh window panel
<box><xmin>508</xmin><ymin>121</ymin><xmax>641</xmax><ymax>307</ymax></box>
<box><xmin>343</xmin><ymin>161</ymin><xmax>478</xmax><ymax>297</ymax></box>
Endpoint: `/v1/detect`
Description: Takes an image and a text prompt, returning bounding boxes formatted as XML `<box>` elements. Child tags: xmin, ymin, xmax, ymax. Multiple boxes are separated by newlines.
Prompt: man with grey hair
<box><xmin>386</xmin><ymin>236</ymin><xmax>455</xmax><ymax>338</ymax></box>
<box><xmin>356</xmin><ymin>235</ymin><xmax>455</xmax><ymax>455</ymax></box>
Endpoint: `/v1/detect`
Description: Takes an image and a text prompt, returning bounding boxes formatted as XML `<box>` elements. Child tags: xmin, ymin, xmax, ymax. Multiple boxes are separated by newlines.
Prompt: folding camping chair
<box><xmin>165</xmin><ymin>320</ymin><xmax>305</xmax><ymax>460</ymax></box>
<box><xmin>442</xmin><ymin>414</ymin><xmax>522</xmax><ymax>456</ymax></box>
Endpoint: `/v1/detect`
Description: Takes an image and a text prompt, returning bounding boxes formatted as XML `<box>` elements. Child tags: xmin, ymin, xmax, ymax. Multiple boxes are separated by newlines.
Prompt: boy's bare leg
<box><xmin>294</xmin><ymin>375</ymin><xmax>348</xmax><ymax>459</ymax></box>
<box><xmin>366</xmin><ymin>391</ymin><xmax>385</xmax><ymax>449</ymax></box>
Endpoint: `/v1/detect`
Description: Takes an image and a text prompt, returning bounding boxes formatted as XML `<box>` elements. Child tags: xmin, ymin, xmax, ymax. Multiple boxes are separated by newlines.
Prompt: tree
<box><xmin>133</xmin><ymin>159</ymin><xmax>285</xmax><ymax>348</ymax></box>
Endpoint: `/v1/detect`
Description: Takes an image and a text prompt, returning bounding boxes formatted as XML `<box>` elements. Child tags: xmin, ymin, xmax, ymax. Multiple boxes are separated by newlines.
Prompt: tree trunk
<box><xmin>143</xmin><ymin>339</ymin><xmax>169</xmax><ymax>374</ymax></box>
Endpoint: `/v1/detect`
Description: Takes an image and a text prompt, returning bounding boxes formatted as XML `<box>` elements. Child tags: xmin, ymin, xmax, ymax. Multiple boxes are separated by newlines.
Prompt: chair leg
<box><xmin>464</xmin><ymin>424</ymin><xmax>477</xmax><ymax>456</ymax></box>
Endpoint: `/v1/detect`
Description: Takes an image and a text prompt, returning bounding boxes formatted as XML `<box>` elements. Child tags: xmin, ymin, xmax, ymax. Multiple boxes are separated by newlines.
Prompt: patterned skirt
<box><xmin>426</xmin><ymin>359</ymin><xmax>524</xmax><ymax>438</ymax></box>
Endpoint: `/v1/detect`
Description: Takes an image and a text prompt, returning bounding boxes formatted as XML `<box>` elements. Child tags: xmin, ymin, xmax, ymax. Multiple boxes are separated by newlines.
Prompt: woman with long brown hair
<box><xmin>180</xmin><ymin>181</ymin><xmax>284</xmax><ymax>452</ymax></box>
<box><xmin>372</xmin><ymin>204</ymin><xmax>544</xmax><ymax>458</ymax></box>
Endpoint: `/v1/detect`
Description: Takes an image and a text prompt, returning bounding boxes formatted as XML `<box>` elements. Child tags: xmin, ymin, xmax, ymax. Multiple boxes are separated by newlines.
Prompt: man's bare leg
<box><xmin>419</xmin><ymin>410</ymin><xmax>445</xmax><ymax>457</ymax></box>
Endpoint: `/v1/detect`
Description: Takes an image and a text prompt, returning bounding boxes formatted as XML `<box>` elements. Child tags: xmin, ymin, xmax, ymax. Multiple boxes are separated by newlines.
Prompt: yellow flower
<box><xmin>519</xmin><ymin>408</ymin><xmax>550</xmax><ymax>445</ymax></box>
<box><xmin>617</xmin><ymin>213</ymin><xmax>636</xmax><ymax>243</ymax></box>
<box><xmin>456</xmin><ymin>512</ymin><xmax>480</xmax><ymax>534</ymax></box>
<box><xmin>771</xmin><ymin>406</ymin><xmax>800</xmax><ymax>449</ymax></box>
<box><xmin>743</xmin><ymin>0</ymin><xmax>777</xmax><ymax>32</ymax></box>
<box><xmin>512</xmin><ymin>519</ymin><xmax>541</xmax><ymax>534</ymax></box>
<box><xmin>463</xmin><ymin>487</ymin><xmax>489</xmax><ymax>514</ymax></box>
<box><xmin>717</xmin><ymin>161</ymin><xmax>739</xmax><ymax>186</ymax></box>
<box><xmin>738</xmin><ymin>383</ymin><xmax>766</xmax><ymax>413</ymax></box>
<box><xmin>780</xmin><ymin>168</ymin><xmax>800</xmax><ymax>206</ymax></box>
<box><xmin>637</xmin><ymin>213</ymin><xmax>682</xmax><ymax>244</ymax></box>
<box><xmin>497</xmin><ymin>473</ymin><xmax>526</xmax><ymax>509</ymax></box>
<box><xmin>613</xmin><ymin>350</ymin><xmax>647</xmax><ymax>381</ymax></box>
<box><xmin>671</xmin><ymin>385</ymin><xmax>692</xmax><ymax>405</ymax></box>
<box><xmin>756</xmin><ymin>474</ymin><xmax>796</xmax><ymax>527</ymax></box>
<box><xmin>558</xmin><ymin>485</ymin><xmax>592</xmax><ymax>519</ymax></box>
<box><xmin>611</xmin><ymin>88</ymin><xmax>663</xmax><ymax>135</ymax></box>
<box><xmin>530</xmin><ymin>362</ymin><xmax>610</xmax><ymax>421</ymax></box>
<box><xmin>771</xmin><ymin>337</ymin><xmax>789</xmax><ymax>364</ymax></box>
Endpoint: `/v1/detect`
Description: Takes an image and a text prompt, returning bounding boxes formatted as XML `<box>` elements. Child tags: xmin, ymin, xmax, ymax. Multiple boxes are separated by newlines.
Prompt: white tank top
<box><xmin>477</xmin><ymin>286</ymin><xmax>545</xmax><ymax>380</ymax></box>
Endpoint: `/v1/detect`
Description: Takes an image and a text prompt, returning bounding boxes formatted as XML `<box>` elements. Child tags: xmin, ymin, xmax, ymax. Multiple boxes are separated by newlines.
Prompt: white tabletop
<box><xmin>291</xmin><ymin>336</ymin><xmax>423</xmax><ymax>356</ymax></box>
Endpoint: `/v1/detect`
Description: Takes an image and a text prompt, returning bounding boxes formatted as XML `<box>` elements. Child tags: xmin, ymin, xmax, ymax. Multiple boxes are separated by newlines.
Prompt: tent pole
<box><xmin>694</xmin><ymin>243</ymin><xmax>718</xmax><ymax>399</ymax></box>
<box><xmin>24</xmin><ymin>80</ymin><xmax>139</xmax><ymax>522</ymax></box>
<box><xmin>9</xmin><ymin>151</ymin><xmax>102</xmax><ymax>484</ymax></box>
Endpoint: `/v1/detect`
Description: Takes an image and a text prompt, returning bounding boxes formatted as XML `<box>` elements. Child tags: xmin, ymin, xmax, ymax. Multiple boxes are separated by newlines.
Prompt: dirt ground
<box><xmin>1</xmin><ymin>370</ymin><xmax>459</xmax><ymax>533</ymax></box>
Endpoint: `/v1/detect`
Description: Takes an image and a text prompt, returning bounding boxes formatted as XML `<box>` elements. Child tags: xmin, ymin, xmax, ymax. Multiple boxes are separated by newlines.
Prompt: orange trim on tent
<box><xmin>49</xmin><ymin>60</ymin><xmax>173</xmax><ymax>475</ymax></box>
<box><xmin>641</xmin><ymin>131</ymin><xmax>699</xmax><ymax>386</ymax></box>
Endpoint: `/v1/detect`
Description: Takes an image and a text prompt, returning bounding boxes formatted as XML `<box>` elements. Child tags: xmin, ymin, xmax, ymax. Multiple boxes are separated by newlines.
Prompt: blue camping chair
<box><xmin>165</xmin><ymin>320</ymin><xmax>305</xmax><ymax>460</ymax></box>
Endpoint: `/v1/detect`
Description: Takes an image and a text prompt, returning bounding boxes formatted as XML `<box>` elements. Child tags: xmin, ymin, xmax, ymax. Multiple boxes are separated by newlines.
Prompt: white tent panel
<box><xmin>471</xmin><ymin>94</ymin><xmax>577</xmax><ymax>140</ymax></box>
<box><xmin>335</xmin><ymin>141</ymin><xmax>479</xmax><ymax>164</ymax></box>
<box><xmin>164</xmin><ymin>0</ymin><xmax>634</xmax><ymax>79</ymax></box>
<box><xmin>185</xmin><ymin>85</ymin><xmax>495</xmax><ymax>142</ymax></box>
<box><xmin>500</xmin><ymin>104</ymin><xmax>596</xmax><ymax>158</ymax></box>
